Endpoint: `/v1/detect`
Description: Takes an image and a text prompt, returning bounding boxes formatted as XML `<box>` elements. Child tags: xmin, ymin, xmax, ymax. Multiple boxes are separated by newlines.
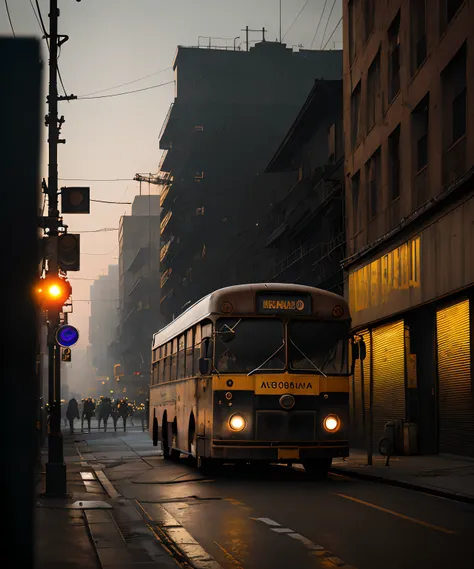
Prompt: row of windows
<box><xmin>151</xmin><ymin>321</ymin><xmax>212</xmax><ymax>385</ymax></box>
<box><xmin>351</xmin><ymin>42</ymin><xmax>467</xmax><ymax>235</ymax></box>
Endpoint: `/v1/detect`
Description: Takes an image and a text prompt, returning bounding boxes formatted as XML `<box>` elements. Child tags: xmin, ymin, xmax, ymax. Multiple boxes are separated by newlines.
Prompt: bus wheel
<box><xmin>161</xmin><ymin>418</ymin><xmax>170</xmax><ymax>460</ymax></box>
<box><xmin>302</xmin><ymin>458</ymin><xmax>332</xmax><ymax>479</ymax></box>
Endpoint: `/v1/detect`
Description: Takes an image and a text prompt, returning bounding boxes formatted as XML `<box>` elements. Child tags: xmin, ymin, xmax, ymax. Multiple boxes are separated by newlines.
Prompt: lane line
<box><xmin>94</xmin><ymin>469</ymin><xmax>121</xmax><ymax>499</ymax></box>
<box><xmin>287</xmin><ymin>533</ymin><xmax>324</xmax><ymax>550</ymax></box>
<box><xmin>334</xmin><ymin>493</ymin><xmax>457</xmax><ymax>535</ymax></box>
<box><xmin>214</xmin><ymin>541</ymin><xmax>245</xmax><ymax>569</ymax></box>
<box><xmin>250</xmin><ymin>517</ymin><xmax>280</xmax><ymax>526</ymax></box>
<box><xmin>271</xmin><ymin>527</ymin><xmax>293</xmax><ymax>533</ymax></box>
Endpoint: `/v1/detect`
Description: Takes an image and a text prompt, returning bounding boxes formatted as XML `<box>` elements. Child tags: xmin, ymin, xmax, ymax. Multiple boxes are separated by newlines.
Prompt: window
<box><xmin>164</xmin><ymin>343</ymin><xmax>171</xmax><ymax>382</ymax></box>
<box><xmin>366</xmin><ymin>148</ymin><xmax>381</xmax><ymax>219</ymax></box>
<box><xmin>410</xmin><ymin>0</ymin><xmax>426</xmax><ymax>73</ymax></box>
<box><xmin>351</xmin><ymin>171</ymin><xmax>361</xmax><ymax>235</ymax></box>
<box><xmin>177</xmin><ymin>335</ymin><xmax>185</xmax><ymax>379</ymax></box>
<box><xmin>364</xmin><ymin>0</ymin><xmax>375</xmax><ymax>42</ymax></box>
<box><xmin>388</xmin><ymin>125</ymin><xmax>401</xmax><ymax>201</ymax></box>
<box><xmin>441</xmin><ymin>0</ymin><xmax>465</xmax><ymax>30</ymax></box>
<box><xmin>348</xmin><ymin>0</ymin><xmax>358</xmax><ymax>65</ymax></box>
<box><xmin>351</xmin><ymin>81</ymin><xmax>362</xmax><ymax>149</ymax></box>
<box><xmin>412</xmin><ymin>94</ymin><xmax>430</xmax><ymax>171</ymax></box>
<box><xmin>388</xmin><ymin>12</ymin><xmax>401</xmax><ymax>103</ymax></box>
<box><xmin>185</xmin><ymin>329</ymin><xmax>193</xmax><ymax>377</ymax></box>
<box><xmin>441</xmin><ymin>44</ymin><xmax>466</xmax><ymax>147</ymax></box>
<box><xmin>171</xmin><ymin>338</ymin><xmax>178</xmax><ymax>380</ymax></box>
<box><xmin>193</xmin><ymin>324</ymin><xmax>202</xmax><ymax>372</ymax></box>
<box><xmin>366</xmin><ymin>51</ymin><xmax>380</xmax><ymax>132</ymax></box>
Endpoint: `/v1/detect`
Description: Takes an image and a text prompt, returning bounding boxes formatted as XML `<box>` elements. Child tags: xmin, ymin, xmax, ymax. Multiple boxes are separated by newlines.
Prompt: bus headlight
<box><xmin>323</xmin><ymin>414</ymin><xmax>340</xmax><ymax>432</ymax></box>
<box><xmin>229</xmin><ymin>414</ymin><xmax>246</xmax><ymax>431</ymax></box>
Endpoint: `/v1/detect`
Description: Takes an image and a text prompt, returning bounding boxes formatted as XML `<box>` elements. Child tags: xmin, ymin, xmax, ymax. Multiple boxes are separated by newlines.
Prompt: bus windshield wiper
<box><xmin>289</xmin><ymin>339</ymin><xmax>327</xmax><ymax>377</ymax></box>
<box><xmin>247</xmin><ymin>341</ymin><xmax>285</xmax><ymax>376</ymax></box>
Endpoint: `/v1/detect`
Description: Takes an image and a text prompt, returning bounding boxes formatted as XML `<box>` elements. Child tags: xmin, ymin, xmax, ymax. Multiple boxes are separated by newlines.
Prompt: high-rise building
<box><xmin>343</xmin><ymin>0</ymin><xmax>474</xmax><ymax>456</ymax></box>
<box><xmin>158</xmin><ymin>40</ymin><xmax>343</xmax><ymax>321</ymax></box>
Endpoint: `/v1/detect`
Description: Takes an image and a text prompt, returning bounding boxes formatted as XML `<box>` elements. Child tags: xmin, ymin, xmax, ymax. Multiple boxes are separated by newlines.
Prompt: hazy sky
<box><xmin>2</xmin><ymin>0</ymin><xmax>342</xmax><ymax>346</ymax></box>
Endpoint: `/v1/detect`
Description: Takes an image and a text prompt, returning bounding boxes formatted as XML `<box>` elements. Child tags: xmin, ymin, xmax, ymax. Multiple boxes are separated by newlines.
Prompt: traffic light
<box><xmin>61</xmin><ymin>348</ymin><xmax>72</xmax><ymax>362</ymax></box>
<box><xmin>58</xmin><ymin>233</ymin><xmax>80</xmax><ymax>271</ymax></box>
<box><xmin>61</xmin><ymin>186</ymin><xmax>90</xmax><ymax>214</ymax></box>
<box><xmin>36</xmin><ymin>275</ymin><xmax>72</xmax><ymax>310</ymax></box>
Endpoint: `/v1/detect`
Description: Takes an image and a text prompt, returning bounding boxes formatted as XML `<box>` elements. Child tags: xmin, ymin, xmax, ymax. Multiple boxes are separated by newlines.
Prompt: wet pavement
<box><xmin>65</xmin><ymin>427</ymin><xmax>474</xmax><ymax>569</ymax></box>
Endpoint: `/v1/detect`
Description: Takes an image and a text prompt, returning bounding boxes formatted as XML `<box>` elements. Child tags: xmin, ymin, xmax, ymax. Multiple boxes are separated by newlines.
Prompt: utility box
<box><xmin>403</xmin><ymin>422</ymin><xmax>418</xmax><ymax>455</ymax></box>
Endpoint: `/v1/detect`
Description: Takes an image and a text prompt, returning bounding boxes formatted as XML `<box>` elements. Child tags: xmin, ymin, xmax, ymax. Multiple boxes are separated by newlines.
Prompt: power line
<box><xmin>91</xmin><ymin>199</ymin><xmax>132</xmax><ymax>204</ymax></box>
<box><xmin>72</xmin><ymin>228</ymin><xmax>119</xmax><ymax>233</ymax></box>
<box><xmin>320</xmin><ymin>0</ymin><xmax>337</xmax><ymax>50</ymax></box>
<box><xmin>81</xmin><ymin>66</ymin><xmax>173</xmax><ymax>97</ymax></box>
<box><xmin>28</xmin><ymin>0</ymin><xmax>42</xmax><ymax>30</ymax></box>
<box><xmin>4</xmin><ymin>0</ymin><xmax>15</xmax><ymax>36</ymax></box>
<box><xmin>322</xmin><ymin>16</ymin><xmax>342</xmax><ymax>50</ymax></box>
<box><xmin>310</xmin><ymin>0</ymin><xmax>328</xmax><ymax>49</ymax></box>
<box><xmin>77</xmin><ymin>80</ymin><xmax>175</xmax><ymax>100</ymax></box>
<box><xmin>282</xmin><ymin>0</ymin><xmax>310</xmax><ymax>40</ymax></box>
<box><xmin>34</xmin><ymin>0</ymin><xmax>48</xmax><ymax>36</ymax></box>
<box><xmin>59</xmin><ymin>177</ymin><xmax>132</xmax><ymax>182</ymax></box>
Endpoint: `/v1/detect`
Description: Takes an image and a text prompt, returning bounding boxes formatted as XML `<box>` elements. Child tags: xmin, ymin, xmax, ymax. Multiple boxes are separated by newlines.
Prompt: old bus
<box><xmin>149</xmin><ymin>283</ymin><xmax>351</xmax><ymax>476</ymax></box>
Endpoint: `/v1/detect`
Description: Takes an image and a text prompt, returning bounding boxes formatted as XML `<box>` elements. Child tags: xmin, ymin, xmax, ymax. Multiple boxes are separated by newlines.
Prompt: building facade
<box><xmin>224</xmin><ymin>79</ymin><xmax>345</xmax><ymax>292</ymax></box>
<box><xmin>89</xmin><ymin>264</ymin><xmax>119</xmax><ymax>392</ymax></box>
<box><xmin>343</xmin><ymin>0</ymin><xmax>474</xmax><ymax>456</ymax></box>
<box><xmin>158</xmin><ymin>41</ymin><xmax>343</xmax><ymax>322</ymax></box>
<box><xmin>109</xmin><ymin>195</ymin><xmax>163</xmax><ymax>401</ymax></box>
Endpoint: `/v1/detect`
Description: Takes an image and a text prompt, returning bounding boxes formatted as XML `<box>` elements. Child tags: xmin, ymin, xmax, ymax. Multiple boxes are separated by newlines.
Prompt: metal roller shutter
<box><xmin>351</xmin><ymin>329</ymin><xmax>371</xmax><ymax>448</ymax></box>
<box><xmin>437</xmin><ymin>299</ymin><xmax>474</xmax><ymax>457</ymax></box>
<box><xmin>372</xmin><ymin>320</ymin><xmax>405</xmax><ymax>450</ymax></box>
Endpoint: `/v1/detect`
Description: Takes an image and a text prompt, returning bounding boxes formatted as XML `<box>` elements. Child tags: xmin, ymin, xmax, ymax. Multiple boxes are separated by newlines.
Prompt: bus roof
<box><xmin>152</xmin><ymin>283</ymin><xmax>349</xmax><ymax>350</ymax></box>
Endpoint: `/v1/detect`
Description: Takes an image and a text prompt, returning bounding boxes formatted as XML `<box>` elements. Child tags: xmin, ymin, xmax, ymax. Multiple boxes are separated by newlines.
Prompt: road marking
<box><xmin>251</xmin><ymin>517</ymin><xmax>355</xmax><ymax>567</ymax></box>
<box><xmin>137</xmin><ymin>500</ymin><xmax>224</xmax><ymax>569</ymax></box>
<box><xmin>94</xmin><ymin>469</ymin><xmax>121</xmax><ymax>499</ymax></box>
<box><xmin>214</xmin><ymin>541</ymin><xmax>245</xmax><ymax>568</ymax></box>
<box><xmin>225</xmin><ymin>498</ymin><xmax>246</xmax><ymax>507</ymax></box>
<box><xmin>250</xmin><ymin>517</ymin><xmax>280</xmax><ymax>526</ymax></box>
<box><xmin>334</xmin><ymin>493</ymin><xmax>456</xmax><ymax>535</ymax></box>
<box><xmin>80</xmin><ymin>471</ymin><xmax>95</xmax><ymax>480</ymax></box>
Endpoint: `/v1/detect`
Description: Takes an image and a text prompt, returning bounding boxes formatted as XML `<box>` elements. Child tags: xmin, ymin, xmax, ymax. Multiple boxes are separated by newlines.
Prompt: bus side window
<box><xmin>157</xmin><ymin>347</ymin><xmax>162</xmax><ymax>384</ymax></box>
<box><xmin>193</xmin><ymin>325</ymin><xmax>202</xmax><ymax>373</ymax></box>
<box><xmin>178</xmin><ymin>335</ymin><xmax>185</xmax><ymax>379</ymax></box>
<box><xmin>201</xmin><ymin>322</ymin><xmax>213</xmax><ymax>359</ymax></box>
<box><xmin>171</xmin><ymin>338</ymin><xmax>178</xmax><ymax>380</ymax></box>
<box><xmin>164</xmin><ymin>342</ymin><xmax>171</xmax><ymax>382</ymax></box>
<box><xmin>185</xmin><ymin>329</ymin><xmax>193</xmax><ymax>377</ymax></box>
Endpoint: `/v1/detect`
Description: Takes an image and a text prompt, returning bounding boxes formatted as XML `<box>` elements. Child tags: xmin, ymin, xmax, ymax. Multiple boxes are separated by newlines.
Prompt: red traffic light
<box><xmin>36</xmin><ymin>275</ymin><xmax>72</xmax><ymax>310</ymax></box>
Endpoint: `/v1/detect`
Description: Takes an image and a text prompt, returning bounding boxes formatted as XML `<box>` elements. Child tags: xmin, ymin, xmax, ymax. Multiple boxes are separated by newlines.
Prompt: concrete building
<box><xmin>89</xmin><ymin>265</ymin><xmax>119</xmax><ymax>381</ymax></box>
<box><xmin>158</xmin><ymin>41</ymin><xmax>343</xmax><ymax>322</ymax></box>
<box><xmin>109</xmin><ymin>195</ymin><xmax>163</xmax><ymax>400</ymax></box>
<box><xmin>224</xmin><ymin>79</ymin><xmax>345</xmax><ymax>293</ymax></box>
<box><xmin>343</xmin><ymin>0</ymin><xmax>474</xmax><ymax>456</ymax></box>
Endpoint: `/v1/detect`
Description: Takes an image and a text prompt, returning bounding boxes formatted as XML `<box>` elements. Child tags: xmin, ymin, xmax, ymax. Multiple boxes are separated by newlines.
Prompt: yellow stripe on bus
<box><xmin>213</xmin><ymin>375</ymin><xmax>349</xmax><ymax>395</ymax></box>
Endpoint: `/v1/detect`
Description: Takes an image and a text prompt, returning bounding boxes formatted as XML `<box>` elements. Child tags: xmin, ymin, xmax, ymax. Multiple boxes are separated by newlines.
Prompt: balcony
<box><xmin>159</xmin><ymin>102</ymin><xmax>175</xmax><ymax>150</ymax></box>
<box><xmin>160</xmin><ymin>210</ymin><xmax>172</xmax><ymax>235</ymax></box>
<box><xmin>160</xmin><ymin>268</ymin><xmax>172</xmax><ymax>289</ymax></box>
<box><xmin>443</xmin><ymin>136</ymin><xmax>466</xmax><ymax>187</ymax></box>
<box><xmin>160</xmin><ymin>183</ymin><xmax>171</xmax><ymax>207</ymax></box>
<box><xmin>160</xmin><ymin>240</ymin><xmax>171</xmax><ymax>262</ymax></box>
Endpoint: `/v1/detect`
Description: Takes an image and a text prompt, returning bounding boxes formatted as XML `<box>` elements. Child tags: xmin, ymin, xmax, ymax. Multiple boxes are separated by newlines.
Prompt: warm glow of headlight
<box><xmin>324</xmin><ymin>415</ymin><xmax>340</xmax><ymax>432</ymax></box>
<box><xmin>229</xmin><ymin>414</ymin><xmax>246</xmax><ymax>431</ymax></box>
<box><xmin>48</xmin><ymin>285</ymin><xmax>61</xmax><ymax>297</ymax></box>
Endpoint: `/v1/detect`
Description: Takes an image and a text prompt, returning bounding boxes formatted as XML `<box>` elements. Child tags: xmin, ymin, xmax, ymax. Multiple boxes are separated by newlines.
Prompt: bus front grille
<box><xmin>256</xmin><ymin>411</ymin><xmax>316</xmax><ymax>442</ymax></box>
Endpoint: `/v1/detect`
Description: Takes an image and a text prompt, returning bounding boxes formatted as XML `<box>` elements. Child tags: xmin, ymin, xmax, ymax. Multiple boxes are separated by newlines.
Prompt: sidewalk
<box><xmin>35</xmin><ymin>431</ymin><xmax>177</xmax><ymax>569</ymax></box>
<box><xmin>330</xmin><ymin>450</ymin><xmax>474</xmax><ymax>503</ymax></box>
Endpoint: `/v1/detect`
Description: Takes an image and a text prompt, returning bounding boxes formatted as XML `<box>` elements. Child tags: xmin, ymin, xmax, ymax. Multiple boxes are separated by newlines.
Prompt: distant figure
<box><xmin>82</xmin><ymin>398</ymin><xmax>95</xmax><ymax>433</ymax></box>
<box><xmin>117</xmin><ymin>399</ymin><xmax>130</xmax><ymax>432</ymax></box>
<box><xmin>135</xmin><ymin>403</ymin><xmax>146</xmax><ymax>431</ymax></box>
<box><xmin>98</xmin><ymin>397</ymin><xmax>112</xmax><ymax>432</ymax></box>
<box><xmin>61</xmin><ymin>400</ymin><xmax>68</xmax><ymax>427</ymax></box>
<box><xmin>66</xmin><ymin>398</ymin><xmax>80</xmax><ymax>435</ymax></box>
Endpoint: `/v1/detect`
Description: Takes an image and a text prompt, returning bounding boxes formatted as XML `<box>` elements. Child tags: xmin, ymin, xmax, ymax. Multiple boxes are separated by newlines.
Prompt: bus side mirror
<box><xmin>199</xmin><ymin>357</ymin><xmax>212</xmax><ymax>376</ymax></box>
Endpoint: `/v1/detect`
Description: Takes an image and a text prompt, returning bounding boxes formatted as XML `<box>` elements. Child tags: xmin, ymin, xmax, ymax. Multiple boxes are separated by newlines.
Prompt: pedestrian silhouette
<box><xmin>66</xmin><ymin>398</ymin><xmax>80</xmax><ymax>435</ymax></box>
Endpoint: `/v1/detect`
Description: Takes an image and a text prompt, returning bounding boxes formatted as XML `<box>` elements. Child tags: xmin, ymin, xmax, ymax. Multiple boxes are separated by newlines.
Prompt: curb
<box><xmin>330</xmin><ymin>467</ymin><xmax>474</xmax><ymax>505</ymax></box>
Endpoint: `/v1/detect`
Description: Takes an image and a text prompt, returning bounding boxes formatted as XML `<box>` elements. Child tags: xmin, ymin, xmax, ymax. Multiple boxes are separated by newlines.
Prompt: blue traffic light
<box><xmin>56</xmin><ymin>324</ymin><xmax>79</xmax><ymax>347</ymax></box>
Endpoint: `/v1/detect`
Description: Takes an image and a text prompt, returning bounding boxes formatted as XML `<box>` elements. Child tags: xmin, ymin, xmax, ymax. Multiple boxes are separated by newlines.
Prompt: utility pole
<box><xmin>42</xmin><ymin>0</ymin><xmax>79</xmax><ymax>498</ymax></box>
<box><xmin>279</xmin><ymin>0</ymin><xmax>282</xmax><ymax>43</ymax></box>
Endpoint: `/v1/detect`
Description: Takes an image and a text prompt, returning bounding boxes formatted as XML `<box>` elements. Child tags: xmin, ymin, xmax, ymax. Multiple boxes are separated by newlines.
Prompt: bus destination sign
<box><xmin>256</xmin><ymin>294</ymin><xmax>311</xmax><ymax>315</ymax></box>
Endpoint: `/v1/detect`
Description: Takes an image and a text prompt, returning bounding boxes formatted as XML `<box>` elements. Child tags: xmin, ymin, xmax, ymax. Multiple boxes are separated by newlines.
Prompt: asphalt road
<box><xmin>79</xmin><ymin>431</ymin><xmax>474</xmax><ymax>569</ymax></box>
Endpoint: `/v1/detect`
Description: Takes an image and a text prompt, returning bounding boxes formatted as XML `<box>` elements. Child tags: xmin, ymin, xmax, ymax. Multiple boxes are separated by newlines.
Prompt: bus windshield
<box><xmin>288</xmin><ymin>320</ymin><xmax>348</xmax><ymax>375</ymax></box>
<box><xmin>216</xmin><ymin>318</ymin><xmax>285</xmax><ymax>373</ymax></box>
